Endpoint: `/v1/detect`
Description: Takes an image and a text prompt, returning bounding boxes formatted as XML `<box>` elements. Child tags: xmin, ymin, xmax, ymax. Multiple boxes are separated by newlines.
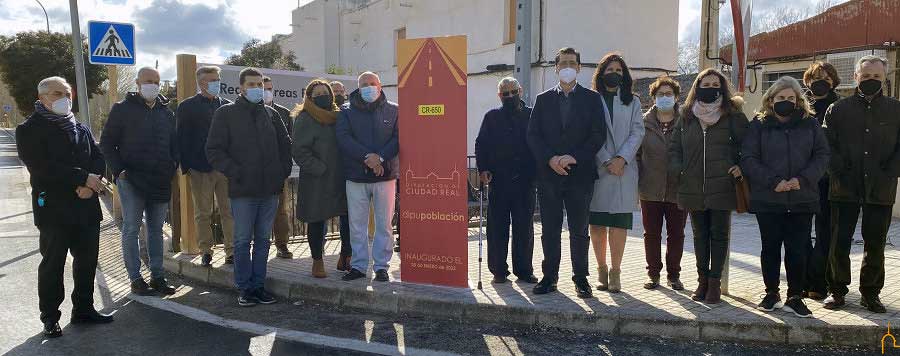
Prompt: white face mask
<box><xmin>50</xmin><ymin>97</ymin><xmax>72</xmax><ymax>115</ymax></box>
<box><xmin>264</xmin><ymin>90</ymin><xmax>274</xmax><ymax>104</ymax></box>
<box><xmin>558</xmin><ymin>68</ymin><xmax>577</xmax><ymax>84</ymax></box>
<box><xmin>140</xmin><ymin>84</ymin><xmax>160</xmax><ymax>101</ymax></box>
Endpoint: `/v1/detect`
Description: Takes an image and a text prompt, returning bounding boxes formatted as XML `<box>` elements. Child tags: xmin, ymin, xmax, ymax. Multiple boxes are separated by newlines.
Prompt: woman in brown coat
<box><xmin>668</xmin><ymin>68</ymin><xmax>749</xmax><ymax>304</ymax></box>
<box><xmin>638</xmin><ymin>76</ymin><xmax>687</xmax><ymax>291</ymax></box>
<box><xmin>291</xmin><ymin>79</ymin><xmax>350</xmax><ymax>278</ymax></box>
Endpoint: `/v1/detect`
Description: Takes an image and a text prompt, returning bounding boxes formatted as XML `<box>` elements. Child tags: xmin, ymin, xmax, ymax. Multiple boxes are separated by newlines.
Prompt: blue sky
<box><xmin>1</xmin><ymin>0</ymin><xmax>846</xmax><ymax>79</ymax></box>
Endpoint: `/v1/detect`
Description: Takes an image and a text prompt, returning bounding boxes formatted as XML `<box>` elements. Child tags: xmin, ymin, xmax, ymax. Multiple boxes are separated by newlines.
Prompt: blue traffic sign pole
<box><xmin>69</xmin><ymin>0</ymin><xmax>91</xmax><ymax>132</ymax></box>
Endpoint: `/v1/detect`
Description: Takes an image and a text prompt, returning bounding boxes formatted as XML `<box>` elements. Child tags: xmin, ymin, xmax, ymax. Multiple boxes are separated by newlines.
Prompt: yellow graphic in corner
<box><xmin>884</xmin><ymin>323</ymin><xmax>900</xmax><ymax>354</ymax></box>
<box><xmin>418</xmin><ymin>105</ymin><xmax>444</xmax><ymax>116</ymax></box>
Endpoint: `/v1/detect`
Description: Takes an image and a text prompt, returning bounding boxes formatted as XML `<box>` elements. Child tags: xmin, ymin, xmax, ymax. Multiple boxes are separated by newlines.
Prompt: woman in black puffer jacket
<box><xmin>741</xmin><ymin>76</ymin><xmax>830</xmax><ymax>318</ymax></box>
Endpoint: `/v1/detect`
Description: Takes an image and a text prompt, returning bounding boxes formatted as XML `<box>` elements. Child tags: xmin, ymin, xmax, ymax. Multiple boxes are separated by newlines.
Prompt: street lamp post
<box><xmin>68</xmin><ymin>0</ymin><xmax>92</xmax><ymax>131</ymax></box>
<box><xmin>34</xmin><ymin>0</ymin><xmax>50</xmax><ymax>33</ymax></box>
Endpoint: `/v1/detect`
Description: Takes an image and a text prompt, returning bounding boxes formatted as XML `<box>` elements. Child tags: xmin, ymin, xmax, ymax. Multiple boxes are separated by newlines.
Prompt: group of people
<box><xmin>17</xmin><ymin>45</ymin><xmax>898</xmax><ymax>338</ymax></box>
<box><xmin>18</xmin><ymin>65</ymin><xmax>401</xmax><ymax>337</ymax></box>
<box><xmin>476</xmin><ymin>47</ymin><xmax>899</xmax><ymax>320</ymax></box>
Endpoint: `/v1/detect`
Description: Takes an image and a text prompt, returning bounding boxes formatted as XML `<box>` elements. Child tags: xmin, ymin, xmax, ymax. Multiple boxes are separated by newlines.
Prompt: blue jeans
<box><xmin>231</xmin><ymin>196</ymin><xmax>278</xmax><ymax>292</ymax></box>
<box><xmin>118</xmin><ymin>177</ymin><xmax>169</xmax><ymax>282</ymax></box>
<box><xmin>347</xmin><ymin>180</ymin><xmax>396</xmax><ymax>272</ymax></box>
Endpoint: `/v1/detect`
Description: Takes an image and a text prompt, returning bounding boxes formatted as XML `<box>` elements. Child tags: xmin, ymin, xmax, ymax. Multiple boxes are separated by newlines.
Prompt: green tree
<box><xmin>225</xmin><ymin>39</ymin><xmax>301</xmax><ymax>71</ymax></box>
<box><xmin>0</xmin><ymin>31</ymin><xmax>108</xmax><ymax>116</ymax></box>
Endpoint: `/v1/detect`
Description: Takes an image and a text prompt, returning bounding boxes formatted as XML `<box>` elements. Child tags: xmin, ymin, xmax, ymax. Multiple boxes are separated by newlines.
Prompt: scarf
<box><xmin>34</xmin><ymin>100</ymin><xmax>77</xmax><ymax>139</ymax></box>
<box><xmin>301</xmin><ymin>100</ymin><xmax>339</xmax><ymax>125</ymax></box>
<box><xmin>692</xmin><ymin>97</ymin><xmax>723</xmax><ymax>127</ymax></box>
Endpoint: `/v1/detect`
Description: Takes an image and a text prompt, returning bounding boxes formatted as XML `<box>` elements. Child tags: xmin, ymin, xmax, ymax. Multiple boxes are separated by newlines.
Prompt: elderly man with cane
<box><xmin>475</xmin><ymin>76</ymin><xmax>538</xmax><ymax>285</ymax></box>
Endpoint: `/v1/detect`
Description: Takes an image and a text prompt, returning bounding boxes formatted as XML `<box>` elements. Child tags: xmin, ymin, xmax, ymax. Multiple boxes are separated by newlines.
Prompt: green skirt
<box><xmin>589</xmin><ymin>212</ymin><xmax>633</xmax><ymax>229</ymax></box>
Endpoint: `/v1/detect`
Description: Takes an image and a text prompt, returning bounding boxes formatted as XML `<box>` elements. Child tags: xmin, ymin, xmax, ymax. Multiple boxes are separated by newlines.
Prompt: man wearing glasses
<box><xmin>475</xmin><ymin>77</ymin><xmax>538</xmax><ymax>285</ymax></box>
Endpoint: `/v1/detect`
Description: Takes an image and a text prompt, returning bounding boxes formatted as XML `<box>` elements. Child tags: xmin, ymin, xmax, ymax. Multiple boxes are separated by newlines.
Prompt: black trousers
<box><xmin>805</xmin><ymin>176</ymin><xmax>832</xmax><ymax>295</ymax></box>
<box><xmin>306</xmin><ymin>215</ymin><xmax>350</xmax><ymax>260</ymax></box>
<box><xmin>828</xmin><ymin>202</ymin><xmax>891</xmax><ymax>297</ymax></box>
<box><xmin>537</xmin><ymin>180</ymin><xmax>592</xmax><ymax>281</ymax></box>
<box><xmin>38</xmin><ymin>223</ymin><xmax>100</xmax><ymax>324</ymax></box>
<box><xmin>486</xmin><ymin>180</ymin><xmax>535</xmax><ymax>279</ymax></box>
<box><xmin>689</xmin><ymin>209</ymin><xmax>731</xmax><ymax>279</ymax></box>
<box><xmin>756</xmin><ymin>212</ymin><xmax>813</xmax><ymax>298</ymax></box>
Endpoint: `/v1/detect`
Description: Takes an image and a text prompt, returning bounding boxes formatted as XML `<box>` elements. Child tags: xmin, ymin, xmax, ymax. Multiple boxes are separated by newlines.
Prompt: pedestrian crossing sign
<box><xmin>88</xmin><ymin>21</ymin><xmax>136</xmax><ymax>65</ymax></box>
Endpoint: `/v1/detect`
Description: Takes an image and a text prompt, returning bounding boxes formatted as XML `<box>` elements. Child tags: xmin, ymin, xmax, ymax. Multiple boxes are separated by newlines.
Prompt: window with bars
<box><xmin>762</xmin><ymin>71</ymin><xmax>805</xmax><ymax>90</ymax></box>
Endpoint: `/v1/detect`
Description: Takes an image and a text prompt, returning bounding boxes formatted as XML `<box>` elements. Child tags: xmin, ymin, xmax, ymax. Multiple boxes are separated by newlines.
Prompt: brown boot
<box><xmin>596</xmin><ymin>265</ymin><xmax>609</xmax><ymax>291</ymax></box>
<box><xmin>691</xmin><ymin>275</ymin><xmax>708</xmax><ymax>301</ymax></box>
<box><xmin>704</xmin><ymin>277</ymin><xmax>722</xmax><ymax>304</ymax></box>
<box><xmin>312</xmin><ymin>259</ymin><xmax>327</xmax><ymax>278</ymax></box>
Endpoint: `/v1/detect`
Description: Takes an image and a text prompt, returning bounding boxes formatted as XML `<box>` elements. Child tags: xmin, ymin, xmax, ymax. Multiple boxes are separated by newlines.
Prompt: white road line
<box><xmin>95</xmin><ymin>271</ymin><xmax>459</xmax><ymax>356</ymax></box>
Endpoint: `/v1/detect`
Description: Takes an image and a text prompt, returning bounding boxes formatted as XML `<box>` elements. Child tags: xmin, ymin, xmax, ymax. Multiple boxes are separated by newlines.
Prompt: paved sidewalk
<box><xmin>165</xmin><ymin>208</ymin><xmax>900</xmax><ymax>346</ymax></box>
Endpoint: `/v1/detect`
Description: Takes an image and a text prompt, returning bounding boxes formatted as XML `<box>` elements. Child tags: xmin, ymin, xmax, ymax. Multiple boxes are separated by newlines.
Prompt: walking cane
<box><xmin>478</xmin><ymin>183</ymin><xmax>488</xmax><ymax>290</ymax></box>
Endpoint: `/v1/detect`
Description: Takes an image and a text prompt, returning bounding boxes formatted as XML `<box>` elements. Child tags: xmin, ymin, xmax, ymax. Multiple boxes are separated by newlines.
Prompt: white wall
<box><xmin>284</xmin><ymin>0</ymin><xmax>679</xmax><ymax>155</ymax></box>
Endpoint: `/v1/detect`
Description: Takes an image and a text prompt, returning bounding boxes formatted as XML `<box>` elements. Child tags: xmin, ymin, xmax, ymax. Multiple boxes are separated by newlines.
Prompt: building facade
<box><xmin>282</xmin><ymin>0</ymin><xmax>679</xmax><ymax>154</ymax></box>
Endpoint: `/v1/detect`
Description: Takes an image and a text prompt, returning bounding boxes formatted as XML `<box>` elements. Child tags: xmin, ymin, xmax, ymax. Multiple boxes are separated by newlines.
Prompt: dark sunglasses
<box><xmin>501</xmin><ymin>89</ymin><xmax>520</xmax><ymax>97</ymax></box>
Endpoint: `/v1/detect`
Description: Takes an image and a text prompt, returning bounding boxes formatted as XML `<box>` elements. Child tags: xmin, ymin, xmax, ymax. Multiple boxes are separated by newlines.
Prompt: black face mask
<box><xmin>696</xmin><ymin>87</ymin><xmax>722</xmax><ymax>104</ymax></box>
<box><xmin>603</xmin><ymin>72</ymin><xmax>623</xmax><ymax>88</ymax></box>
<box><xmin>810</xmin><ymin>80</ymin><xmax>831</xmax><ymax>97</ymax></box>
<box><xmin>501</xmin><ymin>96</ymin><xmax>520</xmax><ymax>111</ymax></box>
<box><xmin>859</xmin><ymin>79</ymin><xmax>883</xmax><ymax>97</ymax></box>
<box><xmin>773</xmin><ymin>100</ymin><xmax>795</xmax><ymax>117</ymax></box>
<box><xmin>334</xmin><ymin>95</ymin><xmax>346</xmax><ymax>106</ymax></box>
<box><xmin>313</xmin><ymin>95</ymin><xmax>333</xmax><ymax>109</ymax></box>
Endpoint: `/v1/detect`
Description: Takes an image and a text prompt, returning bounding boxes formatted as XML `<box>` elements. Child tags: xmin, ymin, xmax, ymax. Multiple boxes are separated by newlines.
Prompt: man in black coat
<box><xmin>527</xmin><ymin>47</ymin><xmax>606</xmax><ymax>298</ymax></box>
<box><xmin>100</xmin><ymin>67</ymin><xmax>178</xmax><ymax>297</ymax></box>
<box><xmin>207</xmin><ymin>67</ymin><xmax>292</xmax><ymax>306</ymax></box>
<box><xmin>17</xmin><ymin>76</ymin><xmax>113</xmax><ymax>338</ymax></box>
<box><xmin>475</xmin><ymin>77</ymin><xmax>537</xmax><ymax>284</ymax></box>
<box><xmin>177</xmin><ymin>65</ymin><xmax>234</xmax><ymax>266</ymax></box>
<box><xmin>263</xmin><ymin>76</ymin><xmax>295</xmax><ymax>259</ymax></box>
<box><xmin>823</xmin><ymin>55</ymin><xmax>900</xmax><ymax>313</ymax></box>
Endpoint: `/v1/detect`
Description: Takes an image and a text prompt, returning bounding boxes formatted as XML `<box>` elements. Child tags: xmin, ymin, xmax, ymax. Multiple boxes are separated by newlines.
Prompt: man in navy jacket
<box><xmin>176</xmin><ymin>65</ymin><xmax>234</xmax><ymax>266</ymax></box>
<box><xmin>335</xmin><ymin>72</ymin><xmax>399</xmax><ymax>283</ymax></box>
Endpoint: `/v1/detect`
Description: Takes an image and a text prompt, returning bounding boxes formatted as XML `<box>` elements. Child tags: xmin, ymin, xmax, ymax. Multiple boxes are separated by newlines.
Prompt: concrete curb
<box><xmin>163</xmin><ymin>254</ymin><xmax>878</xmax><ymax>347</ymax></box>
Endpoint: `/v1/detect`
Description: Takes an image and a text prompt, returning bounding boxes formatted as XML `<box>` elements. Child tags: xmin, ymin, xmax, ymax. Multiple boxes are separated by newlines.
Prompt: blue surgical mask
<box><xmin>655</xmin><ymin>95</ymin><xmax>676</xmax><ymax>111</ymax></box>
<box><xmin>360</xmin><ymin>86</ymin><xmax>380</xmax><ymax>103</ymax></box>
<box><xmin>207</xmin><ymin>81</ymin><xmax>221</xmax><ymax>96</ymax></box>
<box><xmin>244</xmin><ymin>87</ymin><xmax>264</xmax><ymax>103</ymax></box>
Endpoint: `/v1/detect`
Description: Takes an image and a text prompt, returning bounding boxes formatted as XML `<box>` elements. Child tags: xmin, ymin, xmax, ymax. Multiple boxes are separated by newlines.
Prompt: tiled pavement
<box><xmin>164</xmin><ymin>210</ymin><xmax>900</xmax><ymax>346</ymax></box>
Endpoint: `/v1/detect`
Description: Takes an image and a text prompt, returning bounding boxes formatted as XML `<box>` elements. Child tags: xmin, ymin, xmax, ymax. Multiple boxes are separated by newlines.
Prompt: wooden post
<box><xmin>174</xmin><ymin>54</ymin><xmax>200</xmax><ymax>254</ymax></box>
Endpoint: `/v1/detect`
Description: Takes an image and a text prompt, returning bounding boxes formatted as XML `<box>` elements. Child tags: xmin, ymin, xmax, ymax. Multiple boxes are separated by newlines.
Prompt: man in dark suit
<box><xmin>527</xmin><ymin>47</ymin><xmax>606</xmax><ymax>298</ymax></box>
<box><xmin>16</xmin><ymin>76</ymin><xmax>114</xmax><ymax>338</ymax></box>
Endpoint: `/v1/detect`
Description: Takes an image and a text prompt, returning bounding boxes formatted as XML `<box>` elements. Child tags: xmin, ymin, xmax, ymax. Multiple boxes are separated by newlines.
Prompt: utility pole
<box><xmin>68</xmin><ymin>0</ymin><xmax>92</xmax><ymax>131</ymax></box>
<box><xmin>699</xmin><ymin>0</ymin><xmax>722</xmax><ymax>71</ymax></box>
<box><xmin>514</xmin><ymin>0</ymin><xmax>533</xmax><ymax>103</ymax></box>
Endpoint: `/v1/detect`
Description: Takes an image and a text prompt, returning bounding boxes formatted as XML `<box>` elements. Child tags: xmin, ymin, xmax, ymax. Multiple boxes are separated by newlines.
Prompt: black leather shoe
<box><xmin>517</xmin><ymin>275</ymin><xmax>539</xmax><ymax>284</ymax></box>
<box><xmin>201</xmin><ymin>253</ymin><xmax>212</xmax><ymax>267</ymax></box>
<box><xmin>861</xmin><ymin>295</ymin><xmax>887</xmax><ymax>313</ymax></box>
<box><xmin>342</xmin><ymin>268</ymin><xmax>366</xmax><ymax>281</ymax></box>
<box><xmin>532</xmin><ymin>279</ymin><xmax>557</xmax><ymax>294</ymax></box>
<box><xmin>823</xmin><ymin>294</ymin><xmax>846</xmax><ymax>310</ymax></box>
<box><xmin>131</xmin><ymin>279</ymin><xmax>154</xmax><ymax>296</ymax></box>
<box><xmin>492</xmin><ymin>275</ymin><xmax>508</xmax><ymax>284</ymax></box>
<box><xmin>43</xmin><ymin>322</ymin><xmax>62</xmax><ymax>338</ymax></box>
<box><xmin>150</xmin><ymin>278</ymin><xmax>177</xmax><ymax>295</ymax></box>
<box><xmin>71</xmin><ymin>310</ymin><xmax>114</xmax><ymax>324</ymax></box>
<box><xmin>374</xmin><ymin>269</ymin><xmax>389</xmax><ymax>282</ymax></box>
<box><xmin>574</xmin><ymin>278</ymin><xmax>593</xmax><ymax>298</ymax></box>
